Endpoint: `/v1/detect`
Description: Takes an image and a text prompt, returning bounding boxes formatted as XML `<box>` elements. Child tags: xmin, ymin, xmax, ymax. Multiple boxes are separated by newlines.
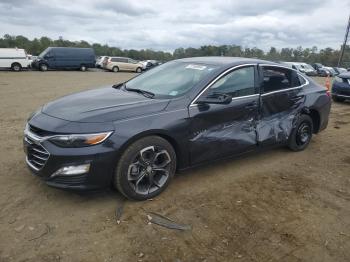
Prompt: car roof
<box><xmin>339</xmin><ymin>72</ymin><xmax>350</xmax><ymax>78</ymax></box>
<box><xmin>175</xmin><ymin>56</ymin><xmax>276</xmax><ymax>67</ymax></box>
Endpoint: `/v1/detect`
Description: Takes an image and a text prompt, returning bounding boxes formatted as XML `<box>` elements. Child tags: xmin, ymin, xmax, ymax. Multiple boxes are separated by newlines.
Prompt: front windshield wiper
<box><xmin>112</xmin><ymin>82</ymin><xmax>155</xmax><ymax>98</ymax></box>
<box><xmin>125</xmin><ymin>87</ymin><xmax>155</xmax><ymax>99</ymax></box>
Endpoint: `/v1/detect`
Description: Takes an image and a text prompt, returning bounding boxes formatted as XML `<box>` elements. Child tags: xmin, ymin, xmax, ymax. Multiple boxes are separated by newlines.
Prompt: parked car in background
<box><xmin>282</xmin><ymin>62</ymin><xmax>304</xmax><ymax>72</ymax></box>
<box><xmin>105</xmin><ymin>57</ymin><xmax>143</xmax><ymax>73</ymax></box>
<box><xmin>299</xmin><ymin>63</ymin><xmax>318</xmax><ymax>76</ymax></box>
<box><xmin>333</xmin><ymin>67</ymin><xmax>347</xmax><ymax>75</ymax></box>
<box><xmin>280</xmin><ymin>62</ymin><xmax>317</xmax><ymax>76</ymax></box>
<box><xmin>313</xmin><ymin>63</ymin><xmax>331</xmax><ymax>77</ymax></box>
<box><xmin>324</xmin><ymin>67</ymin><xmax>336</xmax><ymax>77</ymax></box>
<box><xmin>95</xmin><ymin>56</ymin><xmax>108</xmax><ymax>68</ymax></box>
<box><xmin>0</xmin><ymin>48</ymin><xmax>31</xmax><ymax>71</ymax></box>
<box><xmin>31</xmin><ymin>47</ymin><xmax>95</xmax><ymax>71</ymax></box>
<box><xmin>140</xmin><ymin>60</ymin><xmax>162</xmax><ymax>71</ymax></box>
<box><xmin>24</xmin><ymin>57</ymin><xmax>331</xmax><ymax>200</ymax></box>
<box><xmin>144</xmin><ymin>60</ymin><xmax>162</xmax><ymax>71</ymax></box>
<box><xmin>331</xmin><ymin>71</ymin><xmax>350</xmax><ymax>102</ymax></box>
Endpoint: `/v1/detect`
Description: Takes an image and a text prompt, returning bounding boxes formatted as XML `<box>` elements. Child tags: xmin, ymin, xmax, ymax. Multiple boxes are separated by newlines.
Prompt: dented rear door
<box><xmin>257</xmin><ymin>65</ymin><xmax>305</xmax><ymax>146</ymax></box>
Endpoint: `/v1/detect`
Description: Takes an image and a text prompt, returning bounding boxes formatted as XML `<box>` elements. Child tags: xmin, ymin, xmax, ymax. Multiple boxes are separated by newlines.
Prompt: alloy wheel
<box><xmin>127</xmin><ymin>146</ymin><xmax>171</xmax><ymax>195</ymax></box>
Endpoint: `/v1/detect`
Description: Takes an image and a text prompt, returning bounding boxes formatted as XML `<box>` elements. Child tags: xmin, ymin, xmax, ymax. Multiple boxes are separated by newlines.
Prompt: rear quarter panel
<box><xmin>302</xmin><ymin>79</ymin><xmax>331</xmax><ymax>132</ymax></box>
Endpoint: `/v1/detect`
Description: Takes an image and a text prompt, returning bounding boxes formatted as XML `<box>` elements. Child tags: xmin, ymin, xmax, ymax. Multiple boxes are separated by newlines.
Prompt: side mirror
<box><xmin>197</xmin><ymin>92</ymin><xmax>232</xmax><ymax>105</ymax></box>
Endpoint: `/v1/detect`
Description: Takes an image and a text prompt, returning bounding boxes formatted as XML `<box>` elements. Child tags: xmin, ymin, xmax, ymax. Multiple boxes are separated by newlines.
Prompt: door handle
<box><xmin>245</xmin><ymin>101</ymin><xmax>258</xmax><ymax>110</ymax></box>
<box><xmin>290</xmin><ymin>96</ymin><xmax>303</xmax><ymax>102</ymax></box>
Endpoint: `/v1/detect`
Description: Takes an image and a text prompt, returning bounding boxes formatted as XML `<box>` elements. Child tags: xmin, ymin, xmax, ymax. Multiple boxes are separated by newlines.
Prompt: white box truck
<box><xmin>0</xmin><ymin>48</ymin><xmax>30</xmax><ymax>71</ymax></box>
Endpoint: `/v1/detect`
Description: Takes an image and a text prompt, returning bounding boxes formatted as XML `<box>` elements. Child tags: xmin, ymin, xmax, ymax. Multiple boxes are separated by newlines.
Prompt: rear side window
<box><xmin>261</xmin><ymin>66</ymin><xmax>300</xmax><ymax>93</ymax></box>
<box><xmin>298</xmin><ymin>74</ymin><xmax>306</xmax><ymax>85</ymax></box>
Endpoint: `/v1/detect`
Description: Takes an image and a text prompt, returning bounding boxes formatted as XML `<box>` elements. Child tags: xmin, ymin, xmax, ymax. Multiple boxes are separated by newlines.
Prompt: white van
<box><xmin>0</xmin><ymin>48</ymin><xmax>30</xmax><ymax>71</ymax></box>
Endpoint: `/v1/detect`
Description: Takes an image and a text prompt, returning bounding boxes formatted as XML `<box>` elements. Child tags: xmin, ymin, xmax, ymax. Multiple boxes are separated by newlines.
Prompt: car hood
<box><xmin>339</xmin><ymin>72</ymin><xmax>350</xmax><ymax>79</ymax></box>
<box><xmin>42</xmin><ymin>86</ymin><xmax>170</xmax><ymax>123</ymax></box>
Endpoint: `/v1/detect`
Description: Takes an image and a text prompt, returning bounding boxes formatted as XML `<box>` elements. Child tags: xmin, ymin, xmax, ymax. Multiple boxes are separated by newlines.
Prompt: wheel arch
<box><xmin>301</xmin><ymin>107</ymin><xmax>321</xmax><ymax>134</ymax></box>
<box><xmin>11</xmin><ymin>62</ymin><xmax>22</xmax><ymax>67</ymax></box>
<box><xmin>117</xmin><ymin>130</ymin><xmax>184</xmax><ymax>170</ymax></box>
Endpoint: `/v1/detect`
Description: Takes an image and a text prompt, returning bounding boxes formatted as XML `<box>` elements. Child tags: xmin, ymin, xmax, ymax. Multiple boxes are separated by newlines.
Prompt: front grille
<box><xmin>25</xmin><ymin>137</ymin><xmax>49</xmax><ymax>170</ymax></box>
<box><xmin>51</xmin><ymin>174</ymin><xmax>87</xmax><ymax>185</ymax></box>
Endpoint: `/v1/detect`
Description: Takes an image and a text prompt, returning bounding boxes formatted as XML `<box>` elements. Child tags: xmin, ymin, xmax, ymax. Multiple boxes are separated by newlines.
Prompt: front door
<box><xmin>189</xmin><ymin>65</ymin><xmax>259</xmax><ymax>165</ymax></box>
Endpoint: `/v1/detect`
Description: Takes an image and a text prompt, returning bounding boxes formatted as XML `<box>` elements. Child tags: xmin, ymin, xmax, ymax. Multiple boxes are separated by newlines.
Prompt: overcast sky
<box><xmin>0</xmin><ymin>0</ymin><xmax>349</xmax><ymax>52</ymax></box>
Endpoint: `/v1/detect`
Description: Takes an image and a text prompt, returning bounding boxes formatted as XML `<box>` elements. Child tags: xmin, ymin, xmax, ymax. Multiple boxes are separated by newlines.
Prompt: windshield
<box><xmin>125</xmin><ymin>61</ymin><xmax>218</xmax><ymax>98</ymax></box>
<box><xmin>302</xmin><ymin>63</ymin><xmax>314</xmax><ymax>70</ymax></box>
<box><xmin>294</xmin><ymin>64</ymin><xmax>303</xmax><ymax>70</ymax></box>
<box><xmin>327</xmin><ymin>68</ymin><xmax>336</xmax><ymax>74</ymax></box>
<box><xmin>38</xmin><ymin>48</ymin><xmax>49</xmax><ymax>58</ymax></box>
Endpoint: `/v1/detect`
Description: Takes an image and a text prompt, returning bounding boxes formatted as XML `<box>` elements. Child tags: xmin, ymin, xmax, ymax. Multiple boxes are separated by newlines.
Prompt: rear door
<box><xmin>189</xmin><ymin>65</ymin><xmax>259</xmax><ymax>165</ymax></box>
<box><xmin>120</xmin><ymin>58</ymin><xmax>130</xmax><ymax>71</ymax></box>
<box><xmin>257</xmin><ymin>65</ymin><xmax>306</xmax><ymax>146</ymax></box>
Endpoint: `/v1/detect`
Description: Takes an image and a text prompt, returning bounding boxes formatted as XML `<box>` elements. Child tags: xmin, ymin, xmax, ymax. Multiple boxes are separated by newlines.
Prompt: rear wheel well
<box><xmin>307</xmin><ymin>109</ymin><xmax>320</xmax><ymax>133</ymax></box>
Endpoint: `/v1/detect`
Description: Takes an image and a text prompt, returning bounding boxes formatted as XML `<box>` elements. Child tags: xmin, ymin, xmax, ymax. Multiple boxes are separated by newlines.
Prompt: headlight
<box><xmin>49</xmin><ymin>132</ymin><xmax>113</xmax><ymax>148</ymax></box>
<box><xmin>334</xmin><ymin>76</ymin><xmax>343</xmax><ymax>83</ymax></box>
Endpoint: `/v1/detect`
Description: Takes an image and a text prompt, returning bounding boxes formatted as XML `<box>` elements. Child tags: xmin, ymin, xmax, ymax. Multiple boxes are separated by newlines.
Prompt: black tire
<box><xmin>39</xmin><ymin>64</ymin><xmax>48</xmax><ymax>71</ymax></box>
<box><xmin>11</xmin><ymin>63</ymin><xmax>21</xmax><ymax>72</ymax></box>
<box><xmin>332</xmin><ymin>96</ymin><xmax>345</xmax><ymax>102</ymax></box>
<box><xmin>112</xmin><ymin>66</ymin><xmax>119</xmax><ymax>73</ymax></box>
<box><xmin>80</xmin><ymin>64</ymin><xmax>87</xmax><ymax>71</ymax></box>
<box><xmin>114</xmin><ymin>136</ymin><xmax>176</xmax><ymax>200</ymax></box>
<box><xmin>288</xmin><ymin>114</ymin><xmax>313</xmax><ymax>152</ymax></box>
<box><xmin>136</xmin><ymin>67</ymin><xmax>142</xmax><ymax>73</ymax></box>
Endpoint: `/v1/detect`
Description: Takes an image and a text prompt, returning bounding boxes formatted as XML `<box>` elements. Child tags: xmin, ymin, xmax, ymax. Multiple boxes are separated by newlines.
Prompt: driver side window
<box><xmin>208</xmin><ymin>66</ymin><xmax>255</xmax><ymax>97</ymax></box>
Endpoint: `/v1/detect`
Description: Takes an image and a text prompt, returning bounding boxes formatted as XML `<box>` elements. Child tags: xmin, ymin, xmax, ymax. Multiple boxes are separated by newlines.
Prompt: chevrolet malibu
<box><xmin>24</xmin><ymin>57</ymin><xmax>331</xmax><ymax>200</ymax></box>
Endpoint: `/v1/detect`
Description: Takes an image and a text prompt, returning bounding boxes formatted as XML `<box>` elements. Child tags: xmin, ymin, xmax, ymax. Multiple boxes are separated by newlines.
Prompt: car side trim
<box><xmin>190</xmin><ymin>63</ymin><xmax>257</xmax><ymax>107</ymax></box>
<box><xmin>261</xmin><ymin>86</ymin><xmax>303</xmax><ymax>96</ymax></box>
<box><xmin>331</xmin><ymin>94</ymin><xmax>350</xmax><ymax>98</ymax></box>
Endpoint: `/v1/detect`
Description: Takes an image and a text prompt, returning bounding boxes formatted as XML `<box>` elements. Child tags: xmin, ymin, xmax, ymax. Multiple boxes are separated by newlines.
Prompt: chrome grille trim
<box><xmin>24</xmin><ymin>124</ymin><xmax>50</xmax><ymax>171</ymax></box>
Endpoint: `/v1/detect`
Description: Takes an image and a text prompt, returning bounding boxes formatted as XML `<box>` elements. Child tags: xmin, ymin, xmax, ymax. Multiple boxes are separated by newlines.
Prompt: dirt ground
<box><xmin>0</xmin><ymin>70</ymin><xmax>349</xmax><ymax>262</ymax></box>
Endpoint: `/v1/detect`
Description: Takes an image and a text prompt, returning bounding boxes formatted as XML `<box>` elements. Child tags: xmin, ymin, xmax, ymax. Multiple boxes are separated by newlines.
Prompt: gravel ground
<box><xmin>0</xmin><ymin>71</ymin><xmax>349</xmax><ymax>262</ymax></box>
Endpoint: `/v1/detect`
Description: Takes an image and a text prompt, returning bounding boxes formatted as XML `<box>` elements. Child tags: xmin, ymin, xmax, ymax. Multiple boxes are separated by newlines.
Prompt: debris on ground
<box><xmin>115</xmin><ymin>203</ymin><xmax>124</xmax><ymax>225</ymax></box>
<box><xmin>146</xmin><ymin>212</ymin><xmax>191</xmax><ymax>231</ymax></box>
<box><xmin>28</xmin><ymin>223</ymin><xmax>50</xmax><ymax>241</ymax></box>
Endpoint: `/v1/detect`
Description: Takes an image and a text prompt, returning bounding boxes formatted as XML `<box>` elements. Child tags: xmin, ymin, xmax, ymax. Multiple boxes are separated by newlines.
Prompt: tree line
<box><xmin>1</xmin><ymin>34</ymin><xmax>349</xmax><ymax>67</ymax></box>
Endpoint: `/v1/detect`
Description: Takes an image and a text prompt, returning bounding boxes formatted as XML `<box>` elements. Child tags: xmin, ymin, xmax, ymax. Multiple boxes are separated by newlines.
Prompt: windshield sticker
<box><xmin>186</xmin><ymin>64</ymin><xmax>207</xmax><ymax>70</ymax></box>
<box><xmin>169</xmin><ymin>91</ymin><xmax>178</xmax><ymax>96</ymax></box>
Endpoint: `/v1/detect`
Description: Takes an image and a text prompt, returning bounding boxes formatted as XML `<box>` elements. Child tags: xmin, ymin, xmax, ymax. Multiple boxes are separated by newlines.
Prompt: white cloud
<box><xmin>0</xmin><ymin>0</ymin><xmax>348</xmax><ymax>51</ymax></box>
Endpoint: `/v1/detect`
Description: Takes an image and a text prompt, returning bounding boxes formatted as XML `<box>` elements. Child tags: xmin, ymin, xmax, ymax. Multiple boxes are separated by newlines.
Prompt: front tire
<box><xmin>136</xmin><ymin>67</ymin><xmax>142</xmax><ymax>73</ymax></box>
<box><xmin>112</xmin><ymin>66</ymin><xmax>119</xmax><ymax>73</ymax></box>
<box><xmin>114</xmin><ymin>136</ymin><xmax>176</xmax><ymax>200</ymax></box>
<box><xmin>288</xmin><ymin>114</ymin><xmax>313</xmax><ymax>152</ymax></box>
<box><xmin>80</xmin><ymin>64</ymin><xmax>87</xmax><ymax>71</ymax></box>
<box><xmin>39</xmin><ymin>64</ymin><xmax>48</xmax><ymax>71</ymax></box>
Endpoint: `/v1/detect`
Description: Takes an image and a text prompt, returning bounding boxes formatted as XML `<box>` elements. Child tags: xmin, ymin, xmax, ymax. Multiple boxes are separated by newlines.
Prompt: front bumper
<box><xmin>23</xmin><ymin>126</ymin><xmax>118</xmax><ymax>191</ymax></box>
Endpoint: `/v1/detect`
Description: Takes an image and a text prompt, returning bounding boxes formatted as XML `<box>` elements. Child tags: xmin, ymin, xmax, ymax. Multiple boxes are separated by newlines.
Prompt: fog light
<box><xmin>51</xmin><ymin>164</ymin><xmax>90</xmax><ymax>177</ymax></box>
